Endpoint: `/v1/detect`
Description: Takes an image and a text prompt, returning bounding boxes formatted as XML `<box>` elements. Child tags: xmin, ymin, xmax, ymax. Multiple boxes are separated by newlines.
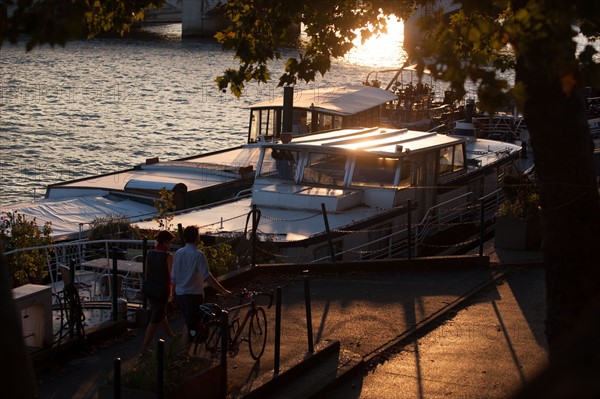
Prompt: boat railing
<box><xmin>313</xmin><ymin>192</ymin><xmax>477</xmax><ymax>262</ymax></box>
<box><xmin>416</xmin><ymin>192</ymin><xmax>476</xmax><ymax>242</ymax></box>
<box><xmin>312</xmin><ymin>188</ymin><xmax>507</xmax><ymax>262</ymax></box>
<box><xmin>480</xmin><ymin>188</ymin><xmax>505</xmax><ymax>222</ymax></box>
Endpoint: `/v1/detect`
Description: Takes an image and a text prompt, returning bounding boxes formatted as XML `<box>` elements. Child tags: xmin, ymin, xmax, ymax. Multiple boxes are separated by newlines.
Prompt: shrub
<box><xmin>497</xmin><ymin>174</ymin><xmax>540</xmax><ymax>218</ymax></box>
<box><xmin>0</xmin><ymin>211</ymin><xmax>53</xmax><ymax>287</ymax></box>
<box><xmin>198</xmin><ymin>240</ymin><xmax>235</xmax><ymax>277</ymax></box>
<box><xmin>88</xmin><ymin>214</ymin><xmax>141</xmax><ymax>241</ymax></box>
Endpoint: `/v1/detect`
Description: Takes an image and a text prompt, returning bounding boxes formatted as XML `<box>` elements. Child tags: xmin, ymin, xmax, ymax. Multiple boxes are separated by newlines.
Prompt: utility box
<box><xmin>12</xmin><ymin>284</ymin><xmax>53</xmax><ymax>349</ymax></box>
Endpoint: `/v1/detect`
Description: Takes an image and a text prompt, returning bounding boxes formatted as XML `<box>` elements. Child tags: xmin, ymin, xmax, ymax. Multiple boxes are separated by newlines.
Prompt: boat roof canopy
<box><xmin>263</xmin><ymin>127</ymin><xmax>465</xmax><ymax>157</ymax></box>
<box><xmin>249</xmin><ymin>85</ymin><xmax>398</xmax><ymax>116</ymax></box>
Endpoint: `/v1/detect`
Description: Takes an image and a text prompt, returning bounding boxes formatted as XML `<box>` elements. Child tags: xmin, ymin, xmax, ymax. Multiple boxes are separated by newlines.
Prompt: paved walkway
<box><xmin>325</xmin><ymin>266</ymin><xmax>547</xmax><ymax>399</ymax></box>
<box><xmin>34</xmin><ymin>241</ymin><xmax>548</xmax><ymax>398</ymax></box>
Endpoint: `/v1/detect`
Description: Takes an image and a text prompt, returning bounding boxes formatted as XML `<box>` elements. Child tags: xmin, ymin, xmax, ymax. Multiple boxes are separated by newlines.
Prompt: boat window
<box><xmin>250</xmin><ymin>110</ymin><xmax>260</xmax><ymax>142</ymax></box>
<box><xmin>318</xmin><ymin>114</ymin><xmax>333</xmax><ymax>130</ymax></box>
<box><xmin>292</xmin><ymin>110</ymin><xmax>309</xmax><ymax>135</ymax></box>
<box><xmin>258</xmin><ymin>149</ymin><xmax>299</xmax><ymax>181</ymax></box>
<box><xmin>439</xmin><ymin>146</ymin><xmax>454</xmax><ymax>175</ymax></box>
<box><xmin>439</xmin><ymin>144</ymin><xmax>465</xmax><ymax>176</ymax></box>
<box><xmin>352</xmin><ymin>156</ymin><xmax>399</xmax><ymax>187</ymax></box>
<box><xmin>302</xmin><ymin>153</ymin><xmax>346</xmax><ymax>186</ymax></box>
<box><xmin>453</xmin><ymin>144</ymin><xmax>465</xmax><ymax>172</ymax></box>
<box><xmin>250</xmin><ymin>109</ymin><xmax>281</xmax><ymax>142</ymax></box>
<box><xmin>260</xmin><ymin>109</ymin><xmax>279</xmax><ymax>138</ymax></box>
<box><xmin>398</xmin><ymin>158</ymin><xmax>413</xmax><ymax>187</ymax></box>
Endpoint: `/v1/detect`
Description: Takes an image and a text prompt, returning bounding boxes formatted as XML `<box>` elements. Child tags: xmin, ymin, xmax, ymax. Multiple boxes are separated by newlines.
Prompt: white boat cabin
<box><xmin>248</xmin><ymin>85</ymin><xmax>398</xmax><ymax>143</ymax></box>
<box><xmin>251</xmin><ymin>126</ymin><xmax>522</xmax><ymax>219</ymax></box>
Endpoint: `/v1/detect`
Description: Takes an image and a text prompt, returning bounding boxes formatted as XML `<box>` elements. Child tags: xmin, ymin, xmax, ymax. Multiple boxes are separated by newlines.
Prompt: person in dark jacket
<box><xmin>140</xmin><ymin>230</ymin><xmax>177</xmax><ymax>355</ymax></box>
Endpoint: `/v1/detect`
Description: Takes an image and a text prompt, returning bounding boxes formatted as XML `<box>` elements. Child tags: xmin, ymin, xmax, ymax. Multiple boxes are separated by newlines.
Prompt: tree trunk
<box><xmin>515</xmin><ymin>35</ymin><xmax>600</xmax><ymax>362</ymax></box>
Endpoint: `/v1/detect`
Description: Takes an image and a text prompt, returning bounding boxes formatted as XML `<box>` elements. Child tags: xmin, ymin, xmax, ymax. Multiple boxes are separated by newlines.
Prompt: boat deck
<box><xmin>47</xmin><ymin>146</ymin><xmax>260</xmax><ymax>195</ymax></box>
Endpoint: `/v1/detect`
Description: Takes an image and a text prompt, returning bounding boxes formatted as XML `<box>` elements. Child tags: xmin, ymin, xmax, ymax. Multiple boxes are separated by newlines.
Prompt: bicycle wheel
<box><xmin>248</xmin><ymin>306</ymin><xmax>267</xmax><ymax>360</ymax></box>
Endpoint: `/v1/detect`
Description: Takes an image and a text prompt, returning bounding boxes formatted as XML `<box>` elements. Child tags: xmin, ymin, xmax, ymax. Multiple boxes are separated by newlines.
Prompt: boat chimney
<box><xmin>465</xmin><ymin>99</ymin><xmax>475</xmax><ymax>123</ymax></box>
<box><xmin>282</xmin><ymin>86</ymin><xmax>294</xmax><ymax>137</ymax></box>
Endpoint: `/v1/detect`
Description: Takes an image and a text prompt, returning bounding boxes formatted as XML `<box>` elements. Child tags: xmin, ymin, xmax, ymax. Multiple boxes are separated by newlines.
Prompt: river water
<box><xmin>1</xmin><ymin>23</ymin><xmax>407</xmax><ymax>207</ymax></box>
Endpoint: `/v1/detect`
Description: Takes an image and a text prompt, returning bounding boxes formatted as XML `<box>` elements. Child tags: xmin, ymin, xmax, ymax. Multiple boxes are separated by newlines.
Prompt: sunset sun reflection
<box><xmin>344</xmin><ymin>15</ymin><xmax>408</xmax><ymax>68</ymax></box>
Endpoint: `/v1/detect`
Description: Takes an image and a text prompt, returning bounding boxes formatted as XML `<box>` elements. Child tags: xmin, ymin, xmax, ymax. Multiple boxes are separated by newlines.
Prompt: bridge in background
<box><xmin>145</xmin><ymin>0</ymin><xmax>228</xmax><ymax>37</ymax></box>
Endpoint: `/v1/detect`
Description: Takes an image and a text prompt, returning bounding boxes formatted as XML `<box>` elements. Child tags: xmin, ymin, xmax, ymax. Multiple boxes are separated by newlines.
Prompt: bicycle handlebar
<box><xmin>239</xmin><ymin>288</ymin><xmax>274</xmax><ymax>309</ymax></box>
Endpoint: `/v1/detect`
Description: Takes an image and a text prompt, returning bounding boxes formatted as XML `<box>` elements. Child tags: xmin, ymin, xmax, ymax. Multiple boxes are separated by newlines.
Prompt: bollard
<box><xmin>303</xmin><ymin>270</ymin><xmax>314</xmax><ymax>354</ymax></box>
<box><xmin>220</xmin><ymin>310</ymin><xmax>229</xmax><ymax>398</ymax></box>
<box><xmin>114</xmin><ymin>357</ymin><xmax>121</xmax><ymax>399</ymax></box>
<box><xmin>157</xmin><ymin>339</ymin><xmax>164</xmax><ymax>399</ymax></box>
<box><xmin>274</xmin><ymin>287</ymin><xmax>282</xmax><ymax>375</ymax></box>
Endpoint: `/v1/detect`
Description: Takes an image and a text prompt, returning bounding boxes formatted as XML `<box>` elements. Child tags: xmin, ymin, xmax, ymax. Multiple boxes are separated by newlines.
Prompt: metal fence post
<box><xmin>479</xmin><ymin>198</ymin><xmax>485</xmax><ymax>256</ymax></box>
<box><xmin>303</xmin><ymin>270</ymin><xmax>314</xmax><ymax>354</ymax></box>
<box><xmin>68</xmin><ymin>258</ymin><xmax>76</xmax><ymax>338</ymax></box>
<box><xmin>113</xmin><ymin>357</ymin><xmax>121</xmax><ymax>399</ymax></box>
<box><xmin>112</xmin><ymin>247</ymin><xmax>119</xmax><ymax>322</ymax></box>
<box><xmin>157</xmin><ymin>339</ymin><xmax>164</xmax><ymax>399</ymax></box>
<box><xmin>321</xmin><ymin>203</ymin><xmax>336</xmax><ymax>262</ymax></box>
<box><xmin>251</xmin><ymin>205</ymin><xmax>261</xmax><ymax>268</ymax></box>
<box><xmin>142</xmin><ymin>237</ymin><xmax>148</xmax><ymax>309</ymax></box>
<box><xmin>407</xmin><ymin>199</ymin><xmax>412</xmax><ymax>260</ymax></box>
<box><xmin>274</xmin><ymin>287</ymin><xmax>282</xmax><ymax>376</ymax></box>
<box><xmin>220</xmin><ymin>310</ymin><xmax>229</xmax><ymax>399</ymax></box>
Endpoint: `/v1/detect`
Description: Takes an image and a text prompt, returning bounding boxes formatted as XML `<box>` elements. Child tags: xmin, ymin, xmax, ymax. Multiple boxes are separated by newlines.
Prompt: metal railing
<box><xmin>312</xmin><ymin>191</ymin><xmax>505</xmax><ymax>262</ymax></box>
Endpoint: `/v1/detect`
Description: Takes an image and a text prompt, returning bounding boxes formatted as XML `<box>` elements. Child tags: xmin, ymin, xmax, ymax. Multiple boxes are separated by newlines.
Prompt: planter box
<box><xmin>167</xmin><ymin>361</ymin><xmax>223</xmax><ymax>399</ymax></box>
<box><xmin>98</xmin><ymin>361</ymin><xmax>223</xmax><ymax>399</ymax></box>
<box><xmin>494</xmin><ymin>215</ymin><xmax>541</xmax><ymax>250</ymax></box>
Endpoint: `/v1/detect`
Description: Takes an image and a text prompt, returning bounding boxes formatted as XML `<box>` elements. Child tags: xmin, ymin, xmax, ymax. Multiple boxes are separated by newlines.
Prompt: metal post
<box><xmin>157</xmin><ymin>339</ymin><xmax>164</xmax><ymax>399</ymax></box>
<box><xmin>220</xmin><ymin>310</ymin><xmax>229</xmax><ymax>399</ymax></box>
<box><xmin>67</xmin><ymin>258</ymin><xmax>76</xmax><ymax>338</ymax></box>
<box><xmin>142</xmin><ymin>237</ymin><xmax>148</xmax><ymax>309</ymax></box>
<box><xmin>112</xmin><ymin>247</ymin><xmax>118</xmax><ymax>322</ymax></box>
<box><xmin>303</xmin><ymin>270</ymin><xmax>314</xmax><ymax>353</ymax></box>
<box><xmin>479</xmin><ymin>198</ymin><xmax>485</xmax><ymax>256</ymax></box>
<box><xmin>68</xmin><ymin>258</ymin><xmax>76</xmax><ymax>287</ymax></box>
<box><xmin>113</xmin><ymin>357</ymin><xmax>121</xmax><ymax>399</ymax></box>
<box><xmin>251</xmin><ymin>205</ymin><xmax>257</xmax><ymax>267</ymax></box>
<box><xmin>274</xmin><ymin>287</ymin><xmax>282</xmax><ymax>376</ymax></box>
<box><xmin>321</xmin><ymin>203</ymin><xmax>336</xmax><ymax>262</ymax></box>
<box><xmin>251</xmin><ymin>205</ymin><xmax>261</xmax><ymax>268</ymax></box>
<box><xmin>407</xmin><ymin>200</ymin><xmax>412</xmax><ymax>260</ymax></box>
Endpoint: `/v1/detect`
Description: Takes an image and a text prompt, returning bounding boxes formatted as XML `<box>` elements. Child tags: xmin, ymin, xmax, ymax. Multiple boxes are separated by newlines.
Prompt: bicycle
<box><xmin>191</xmin><ymin>289</ymin><xmax>273</xmax><ymax>361</ymax></box>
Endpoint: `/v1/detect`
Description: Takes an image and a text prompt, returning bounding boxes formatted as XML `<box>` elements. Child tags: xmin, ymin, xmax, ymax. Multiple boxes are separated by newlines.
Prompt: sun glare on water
<box><xmin>344</xmin><ymin>15</ymin><xmax>408</xmax><ymax>68</ymax></box>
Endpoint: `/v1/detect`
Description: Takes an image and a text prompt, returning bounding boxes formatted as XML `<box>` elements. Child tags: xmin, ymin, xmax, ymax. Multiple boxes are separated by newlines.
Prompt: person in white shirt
<box><xmin>171</xmin><ymin>225</ymin><xmax>231</xmax><ymax>350</ymax></box>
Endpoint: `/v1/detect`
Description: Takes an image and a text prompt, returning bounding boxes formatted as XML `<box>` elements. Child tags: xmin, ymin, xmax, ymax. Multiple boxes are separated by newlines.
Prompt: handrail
<box><xmin>313</xmin><ymin>191</ymin><xmax>484</xmax><ymax>262</ymax></box>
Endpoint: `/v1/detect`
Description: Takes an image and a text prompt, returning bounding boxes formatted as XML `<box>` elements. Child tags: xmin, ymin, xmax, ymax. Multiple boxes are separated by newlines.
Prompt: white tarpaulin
<box><xmin>2</xmin><ymin>196</ymin><xmax>157</xmax><ymax>240</ymax></box>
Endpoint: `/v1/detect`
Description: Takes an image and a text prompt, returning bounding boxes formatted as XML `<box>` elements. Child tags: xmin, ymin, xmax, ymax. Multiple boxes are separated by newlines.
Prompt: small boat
<box><xmin>2</xmin><ymin>85</ymin><xmax>397</xmax><ymax>240</ymax></box>
<box><xmin>135</xmin><ymin>124</ymin><xmax>524</xmax><ymax>263</ymax></box>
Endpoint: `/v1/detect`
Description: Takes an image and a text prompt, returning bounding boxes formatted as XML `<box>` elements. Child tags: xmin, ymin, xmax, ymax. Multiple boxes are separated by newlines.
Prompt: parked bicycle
<box><xmin>191</xmin><ymin>289</ymin><xmax>273</xmax><ymax>360</ymax></box>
